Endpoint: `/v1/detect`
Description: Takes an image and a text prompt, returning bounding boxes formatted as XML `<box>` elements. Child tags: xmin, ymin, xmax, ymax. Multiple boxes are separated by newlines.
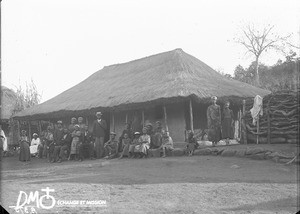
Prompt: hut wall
<box><xmin>165</xmin><ymin>103</ymin><xmax>186</xmax><ymax>142</ymax></box>
<box><xmin>110</xmin><ymin>103</ymin><xmax>186</xmax><ymax>142</ymax></box>
<box><xmin>110</xmin><ymin>111</ymin><xmax>126</xmax><ymax>139</ymax></box>
<box><xmin>193</xmin><ymin>103</ymin><xmax>209</xmax><ymax>131</ymax></box>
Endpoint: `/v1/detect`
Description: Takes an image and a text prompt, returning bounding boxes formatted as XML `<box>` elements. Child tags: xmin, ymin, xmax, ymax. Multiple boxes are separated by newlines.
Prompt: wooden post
<box><xmin>28</xmin><ymin>121</ymin><xmax>32</xmax><ymax>142</ymax></box>
<box><xmin>125</xmin><ymin>113</ymin><xmax>128</xmax><ymax>124</ymax></box>
<box><xmin>163</xmin><ymin>105</ymin><xmax>169</xmax><ymax>132</ymax></box>
<box><xmin>189</xmin><ymin>99</ymin><xmax>194</xmax><ymax>132</ymax></box>
<box><xmin>17</xmin><ymin>120</ymin><xmax>20</xmax><ymax>141</ymax></box>
<box><xmin>238</xmin><ymin>110</ymin><xmax>242</xmax><ymax>140</ymax></box>
<box><xmin>38</xmin><ymin>121</ymin><xmax>42</xmax><ymax>135</ymax></box>
<box><xmin>256</xmin><ymin>114</ymin><xmax>259</xmax><ymax>144</ymax></box>
<box><xmin>142</xmin><ymin>110</ymin><xmax>145</xmax><ymax>128</ymax></box>
<box><xmin>242</xmin><ymin>100</ymin><xmax>247</xmax><ymax>144</ymax></box>
<box><xmin>267</xmin><ymin>100</ymin><xmax>271</xmax><ymax>144</ymax></box>
<box><xmin>112</xmin><ymin>112</ymin><xmax>115</xmax><ymax>132</ymax></box>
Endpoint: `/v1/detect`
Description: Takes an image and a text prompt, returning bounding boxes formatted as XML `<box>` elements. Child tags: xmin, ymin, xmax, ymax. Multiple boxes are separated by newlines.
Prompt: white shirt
<box><xmin>31</xmin><ymin>138</ymin><xmax>41</xmax><ymax>146</ymax></box>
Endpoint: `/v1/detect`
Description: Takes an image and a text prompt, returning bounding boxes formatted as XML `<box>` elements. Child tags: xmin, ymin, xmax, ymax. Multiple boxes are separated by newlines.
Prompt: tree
<box><xmin>13</xmin><ymin>79</ymin><xmax>42</xmax><ymax>114</ymax></box>
<box><xmin>235</xmin><ymin>24</ymin><xmax>290</xmax><ymax>86</ymax></box>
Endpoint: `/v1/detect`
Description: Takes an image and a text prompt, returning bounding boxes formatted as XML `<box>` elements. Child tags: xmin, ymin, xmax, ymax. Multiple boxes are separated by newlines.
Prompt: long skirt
<box><xmin>30</xmin><ymin>145</ymin><xmax>39</xmax><ymax>154</ymax></box>
<box><xmin>70</xmin><ymin>139</ymin><xmax>80</xmax><ymax>155</ymax></box>
<box><xmin>222</xmin><ymin>118</ymin><xmax>233</xmax><ymax>139</ymax></box>
<box><xmin>134</xmin><ymin>143</ymin><xmax>149</xmax><ymax>155</ymax></box>
<box><xmin>19</xmin><ymin>141</ymin><xmax>31</xmax><ymax>161</ymax></box>
<box><xmin>208</xmin><ymin>123</ymin><xmax>221</xmax><ymax>143</ymax></box>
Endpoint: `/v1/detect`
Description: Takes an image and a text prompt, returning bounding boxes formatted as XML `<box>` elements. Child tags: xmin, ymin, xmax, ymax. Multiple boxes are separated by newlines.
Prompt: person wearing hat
<box><xmin>68</xmin><ymin>117</ymin><xmax>77</xmax><ymax>133</ymax></box>
<box><xmin>51</xmin><ymin>121</ymin><xmax>65</xmax><ymax>163</ymax></box>
<box><xmin>134</xmin><ymin>127</ymin><xmax>150</xmax><ymax>158</ymax></box>
<box><xmin>78</xmin><ymin>125</ymin><xmax>95</xmax><ymax>160</ymax></box>
<box><xmin>129</xmin><ymin>132</ymin><xmax>141</xmax><ymax>158</ymax></box>
<box><xmin>19</xmin><ymin>130</ymin><xmax>31</xmax><ymax>163</ymax></box>
<box><xmin>207</xmin><ymin>96</ymin><xmax>221</xmax><ymax>146</ymax></box>
<box><xmin>92</xmin><ymin>112</ymin><xmax>107</xmax><ymax>159</ymax></box>
<box><xmin>103</xmin><ymin>132</ymin><xmax>118</xmax><ymax>159</ymax></box>
<box><xmin>30</xmin><ymin>133</ymin><xmax>41</xmax><ymax>157</ymax></box>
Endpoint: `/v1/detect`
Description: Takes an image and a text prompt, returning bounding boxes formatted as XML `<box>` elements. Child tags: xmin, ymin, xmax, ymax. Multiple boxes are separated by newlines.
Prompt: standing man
<box><xmin>207</xmin><ymin>96</ymin><xmax>221</xmax><ymax>146</ymax></box>
<box><xmin>52</xmin><ymin>121</ymin><xmax>64</xmax><ymax>163</ymax></box>
<box><xmin>79</xmin><ymin>125</ymin><xmax>95</xmax><ymax>160</ymax></box>
<box><xmin>92</xmin><ymin>112</ymin><xmax>107</xmax><ymax>159</ymax></box>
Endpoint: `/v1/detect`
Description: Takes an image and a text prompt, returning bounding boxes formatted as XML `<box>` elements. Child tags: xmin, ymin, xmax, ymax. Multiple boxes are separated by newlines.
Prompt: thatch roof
<box><xmin>1</xmin><ymin>86</ymin><xmax>17</xmax><ymax>121</ymax></box>
<box><xmin>14</xmin><ymin>49</ymin><xmax>270</xmax><ymax>119</ymax></box>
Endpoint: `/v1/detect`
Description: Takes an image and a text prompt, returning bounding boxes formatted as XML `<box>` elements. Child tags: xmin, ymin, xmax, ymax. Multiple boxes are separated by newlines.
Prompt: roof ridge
<box><xmin>103</xmin><ymin>48</ymin><xmax>184</xmax><ymax>68</ymax></box>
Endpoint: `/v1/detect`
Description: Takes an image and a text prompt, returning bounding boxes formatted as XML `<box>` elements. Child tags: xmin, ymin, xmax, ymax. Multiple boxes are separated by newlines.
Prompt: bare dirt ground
<box><xmin>0</xmin><ymin>151</ymin><xmax>299</xmax><ymax>214</ymax></box>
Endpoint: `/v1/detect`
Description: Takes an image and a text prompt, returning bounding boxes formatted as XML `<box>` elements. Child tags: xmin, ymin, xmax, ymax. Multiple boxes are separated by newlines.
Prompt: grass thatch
<box><xmin>14</xmin><ymin>49</ymin><xmax>270</xmax><ymax>119</ymax></box>
<box><xmin>1</xmin><ymin>86</ymin><xmax>17</xmax><ymax>121</ymax></box>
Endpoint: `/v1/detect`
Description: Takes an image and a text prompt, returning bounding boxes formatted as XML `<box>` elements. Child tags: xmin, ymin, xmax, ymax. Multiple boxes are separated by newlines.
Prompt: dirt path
<box><xmin>1</xmin><ymin>156</ymin><xmax>298</xmax><ymax>214</ymax></box>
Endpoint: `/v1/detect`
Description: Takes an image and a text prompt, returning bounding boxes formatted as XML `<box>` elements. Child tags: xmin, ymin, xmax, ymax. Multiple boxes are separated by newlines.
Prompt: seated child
<box><xmin>186</xmin><ymin>131</ymin><xmax>197</xmax><ymax>156</ymax></box>
<box><xmin>119</xmin><ymin>133</ymin><xmax>132</xmax><ymax>159</ymax></box>
<box><xmin>104</xmin><ymin>132</ymin><xmax>119</xmax><ymax>159</ymax></box>
<box><xmin>129</xmin><ymin>132</ymin><xmax>141</xmax><ymax>158</ymax></box>
<box><xmin>160</xmin><ymin>131</ymin><xmax>174</xmax><ymax>158</ymax></box>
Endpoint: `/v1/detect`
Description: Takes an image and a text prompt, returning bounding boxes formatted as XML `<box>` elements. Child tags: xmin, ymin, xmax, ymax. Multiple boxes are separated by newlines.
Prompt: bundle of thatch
<box><xmin>244</xmin><ymin>89</ymin><xmax>299</xmax><ymax>144</ymax></box>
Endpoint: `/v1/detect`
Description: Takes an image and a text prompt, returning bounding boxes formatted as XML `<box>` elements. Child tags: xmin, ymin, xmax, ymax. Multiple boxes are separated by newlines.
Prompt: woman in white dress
<box><xmin>30</xmin><ymin>133</ymin><xmax>41</xmax><ymax>156</ymax></box>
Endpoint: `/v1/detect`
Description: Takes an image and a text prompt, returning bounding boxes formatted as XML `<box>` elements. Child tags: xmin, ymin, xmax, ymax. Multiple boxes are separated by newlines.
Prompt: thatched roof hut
<box><xmin>14</xmin><ymin>49</ymin><xmax>269</xmax><ymax>120</ymax></box>
<box><xmin>13</xmin><ymin>49</ymin><xmax>271</xmax><ymax>141</ymax></box>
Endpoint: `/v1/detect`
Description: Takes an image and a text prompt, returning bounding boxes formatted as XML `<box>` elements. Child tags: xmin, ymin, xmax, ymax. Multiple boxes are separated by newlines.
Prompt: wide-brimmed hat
<box><xmin>33</xmin><ymin>133</ymin><xmax>38</xmax><ymax>137</ymax></box>
<box><xmin>21</xmin><ymin>130</ymin><xmax>27</xmax><ymax>134</ymax></box>
<box><xmin>134</xmin><ymin>132</ymin><xmax>141</xmax><ymax>135</ymax></box>
<box><xmin>211</xmin><ymin>96</ymin><xmax>217</xmax><ymax>100</ymax></box>
<box><xmin>96</xmin><ymin>112</ymin><xmax>103</xmax><ymax>116</ymax></box>
<box><xmin>57</xmin><ymin>120</ymin><xmax>63</xmax><ymax>124</ymax></box>
<box><xmin>74</xmin><ymin>124</ymin><xmax>80</xmax><ymax>128</ymax></box>
<box><xmin>110</xmin><ymin>132</ymin><xmax>116</xmax><ymax>135</ymax></box>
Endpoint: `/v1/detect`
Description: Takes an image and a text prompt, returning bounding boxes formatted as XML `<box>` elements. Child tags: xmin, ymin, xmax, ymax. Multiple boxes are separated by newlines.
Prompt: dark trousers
<box><xmin>79</xmin><ymin>143</ymin><xmax>94</xmax><ymax>160</ymax></box>
<box><xmin>59</xmin><ymin>145</ymin><xmax>70</xmax><ymax>160</ymax></box>
<box><xmin>48</xmin><ymin>144</ymin><xmax>55</xmax><ymax>161</ymax></box>
<box><xmin>53</xmin><ymin>146</ymin><xmax>61</xmax><ymax>162</ymax></box>
<box><xmin>95</xmin><ymin>137</ymin><xmax>104</xmax><ymax>159</ymax></box>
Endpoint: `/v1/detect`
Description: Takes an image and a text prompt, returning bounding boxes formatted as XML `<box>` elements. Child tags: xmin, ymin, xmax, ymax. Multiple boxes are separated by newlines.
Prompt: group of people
<box><xmin>18</xmin><ymin>96</ymin><xmax>234</xmax><ymax>163</ymax></box>
<box><xmin>18</xmin><ymin>112</ymin><xmax>175</xmax><ymax>163</ymax></box>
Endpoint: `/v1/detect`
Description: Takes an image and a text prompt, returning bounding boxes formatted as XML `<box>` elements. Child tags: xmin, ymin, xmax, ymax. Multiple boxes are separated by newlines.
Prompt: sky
<box><xmin>2</xmin><ymin>0</ymin><xmax>299</xmax><ymax>102</ymax></box>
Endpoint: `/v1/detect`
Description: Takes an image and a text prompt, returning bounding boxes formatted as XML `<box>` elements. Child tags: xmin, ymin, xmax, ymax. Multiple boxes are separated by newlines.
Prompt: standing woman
<box><xmin>222</xmin><ymin>101</ymin><xmax>234</xmax><ymax>145</ymax></box>
<box><xmin>19</xmin><ymin>130</ymin><xmax>31</xmax><ymax>163</ymax></box>
<box><xmin>207</xmin><ymin>96</ymin><xmax>221</xmax><ymax>146</ymax></box>
<box><xmin>69</xmin><ymin>124</ymin><xmax>82</xmax><ymax>161</ymax></box>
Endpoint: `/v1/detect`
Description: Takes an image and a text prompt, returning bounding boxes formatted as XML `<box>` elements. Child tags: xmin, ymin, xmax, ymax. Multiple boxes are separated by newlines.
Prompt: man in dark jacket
<box><xmin>52</xmin><ymin>121</ymin><xmax>65</xmax><ymax>163</ymax></box>
<box><xmin>58</xmin><ymin>128</ymin><xmax>72</xmax><ymax>162</ymax></box>
<box><xmin>79</xmin><ymin>125</ymin><xmax>95</xmax><ymax>160</ymax></box>
<box><xmin>92</xmin><ymin>112</ymin><xmax>107</xmax><ymax>159</ymax></box>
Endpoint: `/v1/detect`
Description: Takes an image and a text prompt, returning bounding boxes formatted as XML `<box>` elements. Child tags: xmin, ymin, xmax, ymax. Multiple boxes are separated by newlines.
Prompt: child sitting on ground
<box><xmin>104</xmin><ymin>132</ymin><xmax>119</xmax><ymax>159</ymax></box>
<box><xmin>186</xmin><ymin>131</ymin><xmax>197</xmax><ymax>156</ymax></box>
<box><xmin>119</xmin><ymin>133</ymin><xmax>132</xmax><ymax>159</ymax></box>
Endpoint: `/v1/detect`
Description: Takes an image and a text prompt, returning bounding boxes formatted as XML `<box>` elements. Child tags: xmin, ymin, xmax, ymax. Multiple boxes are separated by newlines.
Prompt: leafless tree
<box><xmin>236</xmin><ymin>24</ymin><xmax>290</xmax><ymax>86</ymax></box>
<box><xmin>13</xmin><ymin>79</ymin><xmax>42</xmax><ymax>114</ymax></box>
